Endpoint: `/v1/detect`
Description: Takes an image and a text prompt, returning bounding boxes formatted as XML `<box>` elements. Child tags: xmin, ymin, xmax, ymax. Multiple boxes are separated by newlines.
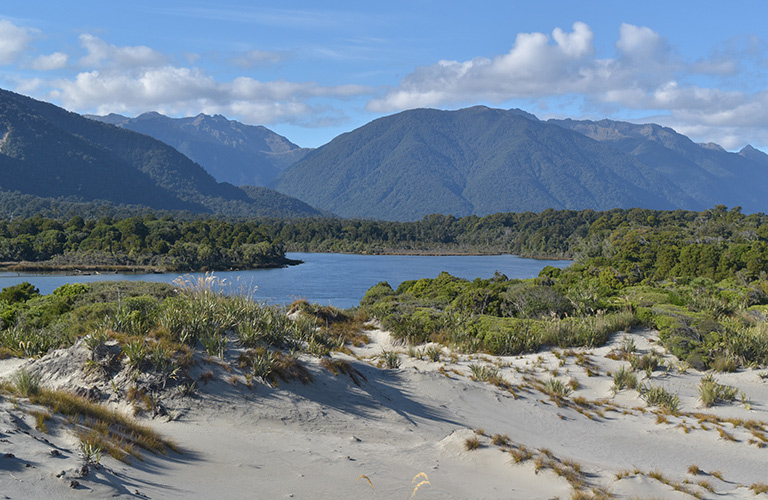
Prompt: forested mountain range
<box><xmin>3</xmin><ymin>88</ymin><xmax>767</xmax><ymax>223</ymax></box>
<box><xmin>272</xmin><ymin>106</ymin><xmax>768</xmax><ymax>221</ymax></box>
<box><xmin>89</xmin><ymin>112</ymin><xmax>309</xmax><ymax>186</ymax></box>
<box><xmin>0</xmin><ymin>89</ymin><xmax>322</xmax><ymax>218</ymax></box>
<box><xmin>549</xmin><ymin>118</ymin><xmax>768</xmax><ymax>213</ymax></box>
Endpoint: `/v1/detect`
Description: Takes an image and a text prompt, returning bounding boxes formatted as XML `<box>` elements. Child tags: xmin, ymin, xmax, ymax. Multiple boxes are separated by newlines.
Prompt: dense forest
<box><xmin>0</xmin><ymin>215</ymin><xmax>293</xmax><ymax>271</ymax></box>
<box><xmin>1</xmin><ymin>206</ymin><xmax>768</xmax><ymax>272</ymax></box>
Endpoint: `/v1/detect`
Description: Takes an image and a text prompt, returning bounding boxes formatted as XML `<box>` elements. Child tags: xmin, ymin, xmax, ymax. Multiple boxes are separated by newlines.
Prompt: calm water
<box><xmin>0</xmin><ymin>252</ymin><xmax>571</xmax><ymax>308</ymax></box>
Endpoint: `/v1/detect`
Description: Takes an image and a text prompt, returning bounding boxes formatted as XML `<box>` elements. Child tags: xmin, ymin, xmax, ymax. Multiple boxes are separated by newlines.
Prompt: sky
<box><xmin>1</xmin><ymin>1</ymin><xmax>768</xmax><ymax>150</ymax></box>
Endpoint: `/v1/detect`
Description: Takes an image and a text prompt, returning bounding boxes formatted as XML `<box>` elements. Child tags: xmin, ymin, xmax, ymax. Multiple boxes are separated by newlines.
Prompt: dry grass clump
<box><xmin>505</xmin><ymin>440</ymin><xmax>595</xmax><ymax>496</ymax></box>
<box><xmin>289</xmin><ymin>299</ymin><xmax>371</xmax><ymax>348</ymax></box>
<box><xmin>126</xmin><ymin>385</ymin><xmax>155</xmax><ymax>414</ymax></box>
<box><xmin>687</xmin><ymin>464</ymin><xmax>701</xmax><ymax>475</ymax></box>
<box><xmin>267</xmin><ymin>351</ymin><xmax>313</xmax><ymax>385</ymax></box>
<box><xmin>750</xmin><ymin>482</ymin><xmax>768</xmax><ymax>494</ymax></box>
<box><xmin>31</xmin><ymin>408</ymin><xmax>52</xmax><ymax>432</ymax></box>
<box><xmin>3</xmin><ymin>375</ymin><xmax>176</xmax><ymax>462</ymax></box>
<box><xmin>464</xmin><ymin>435</ymin><xmax>480</xmax><ymax>450</ymax></box>
<box><xmin>491</xmin><ymin>433</ymin><xmax>510</xmax><ymax>447</ymax></box>
<box><xmin>320</xmin><ymin>357</ymin><xmax>366</xmax><ymax>385</ymax></box>
<box><xmin>237</xmin><ymin>348</ymin><xmax>312</xmax><ymax>385</ymax></box>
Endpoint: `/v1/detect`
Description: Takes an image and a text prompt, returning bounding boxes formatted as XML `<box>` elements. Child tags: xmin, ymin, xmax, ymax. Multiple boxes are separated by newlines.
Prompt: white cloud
<box><xmin>367</xmin><ymin>22</ymin><xmax>604</xmax><ymax>112</ymax></box>
<box><xmin>365</xmin><ymin>21</ymin><xmax>768</xmax><ymax>150</ymax></box>
<box><xmin>32</xmin><ymin>52</ymin><xmax>68</xmax><ymax>71</ymax></box>
<box><xmin>78</xmin><ymin>34</ymin><xmax>166</xmax><ymax>68</ymax></box>
<box><xmin>615</xmin><ymin>23</ymin><xmax>669</xmax><ymax>62</ymax></box>
<box><xmin>48</xmin><ymin>65</ymin><xmax>369</xmax><ymax>125</ymax></box>
<box><xmin>0</xmin><ymin>19</ymin><xmax>37</xmax><ymax>64</ymax></box>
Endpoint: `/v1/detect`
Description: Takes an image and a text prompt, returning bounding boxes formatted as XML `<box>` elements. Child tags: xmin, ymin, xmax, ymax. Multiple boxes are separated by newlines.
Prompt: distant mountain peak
<box><xmin>507</xmin><ymin>108</ymin><xmax>540</xmax><ymax>121</ymax></box>
<box><xmin>89</xmin><ymin>111</ymin><xmax>310</xmax><ymax>186</ymax></box>
<box><xmin>739</xmin><ymin>144</ymin><xmax>768</xmax><ymax>165</ymax></box>
<box><xmin>0</xmin><ymin>88</ymin><xmax>324</xmax><ymax>218</ymax></box>
<box><xmin>699</xmin><ymin>142</ymin><xmax>726</xmax><ymax>152</ymax></box>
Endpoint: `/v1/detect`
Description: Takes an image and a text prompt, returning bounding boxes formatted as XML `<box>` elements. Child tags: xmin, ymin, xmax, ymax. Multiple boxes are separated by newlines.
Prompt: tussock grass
<box><xmin>544</xmin><ymin>377</ymin><xmax>573</xmax><ymax>398</ymax></box>
<box><xmin>640</xmin><ymin>384</ymin><xmax>680</xmax><ymax>413</ymax></box>
<box><xmin>11</xmin><ymin>368</ymin><xmax>40</xmax><ymax>397</ymax></box>
<box><xmin>380</xmin><ymin>350</ymin><xmax>401</xmax><ymax>369</ymax></box>
<box><xmin>469</xmin><ymin>363</ymin><xmax>499</xmax><ymax>382</ymax></box>
<box><xmin>611</xmin><ymin>366</ymin><xmax>638</xmax><ymax>394</ymax></box>
<box><xmin>491</xmin><ymin>433</ymin><xmax>510</xmax><ymax>447</ymax></box>
<box><xmin>698</xmin><ymin>374</ymin><xmax>738</xmax><ymax>407</ymax></box>
<box><xmin>3</xmin><ymin>381</ymin><xmax>177</xmax><ymax>463</ymax></box>
<box><xmin>464</xmin><ymin>435</ymin><xmax>480</xmax><ymax>450</ymax></box>
<box><xmin>320</xmin><ymin>357</ymin><xmax>366</xmax><ymax>385</ymax></box>
<box><xmin>750</xmin><ymin>482</ymin><xmax>768</xmax><ymax>494</ymax></box>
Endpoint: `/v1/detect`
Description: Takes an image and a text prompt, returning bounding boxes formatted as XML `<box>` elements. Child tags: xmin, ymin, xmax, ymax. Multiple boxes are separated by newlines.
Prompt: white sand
<box><xmin>2</xmin><ymin>326</ymin><xmax>767</xmax><ymax>499</ymax></box>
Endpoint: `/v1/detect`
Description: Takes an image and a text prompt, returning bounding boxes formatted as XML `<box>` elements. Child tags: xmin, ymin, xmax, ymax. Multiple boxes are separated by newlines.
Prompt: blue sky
<box><xmin>2</xmin><ymin>1</ymin><xmax>768</xmax><ymax>150</ymax></box>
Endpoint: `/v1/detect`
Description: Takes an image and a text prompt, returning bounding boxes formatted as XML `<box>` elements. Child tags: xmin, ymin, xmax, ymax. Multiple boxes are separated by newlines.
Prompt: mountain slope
<box><xmin>0</xmin><ymin>89</ymin><xmax>323</xmax><ymax>217</ymax></box>
<box><xmin>550</xmin><ymin>118</ymin><xmax>768</xmax><ymax>213</ymax></box>
<box><xmin>272</xmin><ymin>106</ymin><xmax>695</xmax><ymax>220</ymax></box>
<box><xmin>89</xmin><ymin>112</ymin><xmax>310</xmax><ymax>186</ymax></box>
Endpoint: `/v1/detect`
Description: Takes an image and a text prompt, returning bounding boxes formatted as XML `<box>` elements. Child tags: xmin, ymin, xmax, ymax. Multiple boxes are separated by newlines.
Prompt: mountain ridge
<box><xmin>87</xmin><ymin>111</ymin><xmax>311</xmax><ymax>186</ymax></box>
<box><xmin>0</xmin><ymin>88</ymin><xmax>323</xmax><ymax>218</ymax></box>
<box><xmin>272</xmin><ymin>107</ymin><xmax>704</xmax><ymax>220</ymax></box>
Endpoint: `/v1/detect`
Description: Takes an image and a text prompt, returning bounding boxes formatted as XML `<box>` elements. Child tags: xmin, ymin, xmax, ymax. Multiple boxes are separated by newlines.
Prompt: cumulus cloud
<box><xmin>78</xmin><ymin>34</ymin><xmax>166</xmax><ymax>68</ymax></box>
<box><xmin>366</xmin><ymin>21</ymin><xmax>768</xmax><ymax>149</ymax></box>
<box><xmin>48</xmin><ymin>64</ymin><xmax>369</xmax><ymax>124</ymax></box>
<box><xmin>32</xmin><ymin>52</ymin><xmax>68</xmax><ymax>71</ymax></box>
<box><xmin>0</xmin><ymin>31</ymin><xmax>370</xmax><ymax>125</ymax></box>
<box><xmin>367</xmin><ymin>22</ymin><xmax>603</xmax><ymax>112</ymax></box>
<box><xmin>0</xmin><ymin>19</ymin><xmax>37</xmax><ymax>64</ymax></box>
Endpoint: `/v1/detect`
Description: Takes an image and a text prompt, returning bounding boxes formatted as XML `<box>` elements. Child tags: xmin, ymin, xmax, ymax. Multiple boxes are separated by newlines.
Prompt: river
<box><xmin>0</xmin><ymin>252</ymin><xmax>571</xmax><ymax>308</ymax></box>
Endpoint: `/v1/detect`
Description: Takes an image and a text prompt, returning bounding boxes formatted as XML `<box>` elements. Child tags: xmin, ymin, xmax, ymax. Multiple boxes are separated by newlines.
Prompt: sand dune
<box><xmin>1</xmin><ymin>325</ymin><xmax>767</xmax><ymax>499</ymax></box>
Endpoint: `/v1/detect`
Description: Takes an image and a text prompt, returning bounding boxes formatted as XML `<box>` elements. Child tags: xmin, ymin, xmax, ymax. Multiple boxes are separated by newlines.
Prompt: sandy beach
<box><xmin>2</xmin><ymin>323</ymin><xmax>767</xmax><ymax>499</ymax></box>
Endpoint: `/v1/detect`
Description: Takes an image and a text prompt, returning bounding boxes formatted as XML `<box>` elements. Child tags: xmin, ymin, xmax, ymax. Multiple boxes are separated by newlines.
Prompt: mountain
<box><xmin>271</xmin><ymin>106</ymin><xmax>698</xmax><ymax>221</ymax></box>
<box><xmin>88</xmin><ymin>112</ymin><xmax>310</xmax><ymax>186</ymax></box>
<box><xmin>0</xmin><ymin>89</ymin><xmax>323</xmax><ymax>217</ymax></box>
<box><xmin>549</xmin><ymin>118</ymin><xmax>768</xmax><ymax>213</ymax></box>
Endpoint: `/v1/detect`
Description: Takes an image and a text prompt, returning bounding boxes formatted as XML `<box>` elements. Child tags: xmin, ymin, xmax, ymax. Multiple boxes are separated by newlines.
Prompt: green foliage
<box><xmin>698</xmin><ymin>374</ymin><xmax>738</xmax><ymax>407</ymax></box>
<box><xmin>612</xmin><ymin>366</ymin><xmax>638</xmax><ymax>394</ymax></box>
<box><xmin>641</xmin><ymin>385</ymin><xmax>680</xmax><ymax>413</ymax></box>
<box><xmin>0</xmin><ymin>282</ymin><xmax>39</xmax><ymax>304</ymax></box>
<box><xmin>11</xmin><ymin>368</ymin><xmax>40</xmax><ymax>397</ymax></box>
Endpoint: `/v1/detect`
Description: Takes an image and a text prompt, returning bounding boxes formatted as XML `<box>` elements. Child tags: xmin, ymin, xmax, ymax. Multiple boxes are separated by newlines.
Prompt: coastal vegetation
<box><xmin>2</xmin><ymin>205</ymin><xmax>768</xmax><ymax>373</ymax></box>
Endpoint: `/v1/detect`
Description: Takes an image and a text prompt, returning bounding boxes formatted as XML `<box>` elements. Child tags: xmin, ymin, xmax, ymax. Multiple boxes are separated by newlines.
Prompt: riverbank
<box><xmin>0</xmin><ymin>256</ymin><xmax>303</xmax><ymax>274</ymax></box>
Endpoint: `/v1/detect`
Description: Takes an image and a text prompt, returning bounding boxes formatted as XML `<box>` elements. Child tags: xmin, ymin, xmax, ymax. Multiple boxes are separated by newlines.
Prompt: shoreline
<box><xmin>0</xmin><ymin>257</ymin><xmax>303</xmax><ymax>275</ymax></box>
